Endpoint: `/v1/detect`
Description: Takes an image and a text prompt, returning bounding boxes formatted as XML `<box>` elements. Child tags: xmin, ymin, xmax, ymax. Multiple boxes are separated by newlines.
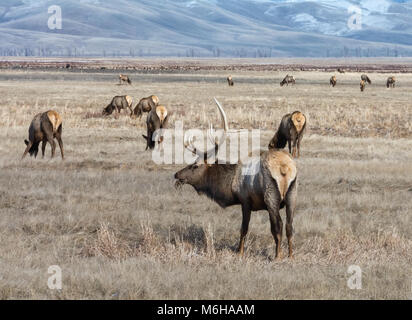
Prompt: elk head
<box><xmin>174</xmin><ymin>98</ymin><xmax>228</xmax><ymax>189</ymax></box>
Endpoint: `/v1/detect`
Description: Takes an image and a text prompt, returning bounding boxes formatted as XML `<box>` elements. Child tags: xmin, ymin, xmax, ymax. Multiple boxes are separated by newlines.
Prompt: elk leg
<box><xmin>45</xmin><ymin>133</ymin><xmax>56</xmax><ymax>158</ymax></box>
<box><xmin>285</xmin><ymin>182</ymin><xmax>297</xmax><ymax>258</ymax></box>
<box><xmin>292</xmin><ymin>140</ymin><xmax>297</xmax><ymax>158</ymax></box>
<box><xmin>22</xmin><ymin>141</ymin><xmax>33</xmax><ymax>159</ymax></box>
<box><xmin>268</xmin><ymin>208</ymin><xmax>283</xmax><ymax>259</ymax></box>
<box><xmin>56</xmin><ymin>135</ymin><xmax>64</xmax><ymax>160</ymax></box>
<box><xmin>41</xmin><ymin>138</ymin><xmax>47</xmax><ymax>158</ymax></box>
<box><xmin>238</xmin><ymin>204</ymin><xmax>251</xmax><ymax>256</ymax></box>
<box><xmin>265</xmin><ymin>189</ymin><xmax>282</xmax><ymax>259</ymax></box>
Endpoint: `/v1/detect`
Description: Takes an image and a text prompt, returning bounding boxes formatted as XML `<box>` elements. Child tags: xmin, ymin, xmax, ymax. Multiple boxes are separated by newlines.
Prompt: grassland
<box><xmin>0</xmin><ymin>65</ymin><xmax>411</xmax><ymax>299</ymax></box>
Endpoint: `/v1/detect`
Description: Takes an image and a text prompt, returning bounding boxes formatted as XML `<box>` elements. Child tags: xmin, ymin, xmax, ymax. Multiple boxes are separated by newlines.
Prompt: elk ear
<box><xmin>24</xmin><ymin>139</ymin><xmax>29</xmax><ymax>146</ymax></box>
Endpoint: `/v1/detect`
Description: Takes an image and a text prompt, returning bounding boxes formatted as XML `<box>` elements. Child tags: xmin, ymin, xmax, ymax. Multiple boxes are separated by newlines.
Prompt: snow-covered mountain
<box><xmin>1</xmin><ymin>0</ymin><xmax>412</xmax><ymax>57</ymax></box>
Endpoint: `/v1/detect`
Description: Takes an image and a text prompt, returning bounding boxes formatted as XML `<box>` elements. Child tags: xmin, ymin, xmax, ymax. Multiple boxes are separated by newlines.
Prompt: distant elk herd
<box><xmin>20</xmin><ymin>69</ymin><xmax>399</xmax><ymax>259</ymax></box>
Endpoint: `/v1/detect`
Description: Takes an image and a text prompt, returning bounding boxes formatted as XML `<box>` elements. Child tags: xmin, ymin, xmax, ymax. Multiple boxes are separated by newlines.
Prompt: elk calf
<box><xmin>227</xmin><ymin>75</ymin><xmax>234</xmax><ymax>86</ymax></box>
<box><xmin>142</xmin><ymin>105</ymin><xmax>169</xmax><ymax>150</ymax></box>
<box><xmin>119</xmin><ymin>74</ymin><xmax>131</xmax><ymax>85</ymax></box>
<box><xmin>175</xmin><ymin>99</ymin><xmax>298</xmax><ymax>258</ymax></box>
<box><xmin>387</xmin><ymin>76</ymin><xmax>396</xmax><ymax>88</ymax></box>
<box><xmin>280</xmin><ymin>75</ymin><xmax>295</xmax><ymax>86</ymax></box>
<box><xmin>132</xmin><ymin>95</ymin><xmax>159</xmax><ymax>119</ymax></box>
<box><xmin>268</xmin><ymin>111</ymin><xmax>306</xmax><ymax>158</ymax></box>
<box><xmin>102</xmin><ymin>95</ymin><xmax>133</xmax><ymax>116</ymax></box>
<box><xmin>22</xmin><ymin>110</ymin><xmax>64</xmax><ymax>160</ymax></box>
<box><xmin>330</xmin><ymin>75</ymin><xmax>337</xmax><ymax>87</ymax></box>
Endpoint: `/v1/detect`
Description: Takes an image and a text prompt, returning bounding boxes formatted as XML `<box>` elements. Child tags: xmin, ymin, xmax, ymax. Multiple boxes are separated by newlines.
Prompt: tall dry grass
<box><xmin>0</xmin><ymin>67</ymin><xmax>411</xmax><ymax>299</ymax></box>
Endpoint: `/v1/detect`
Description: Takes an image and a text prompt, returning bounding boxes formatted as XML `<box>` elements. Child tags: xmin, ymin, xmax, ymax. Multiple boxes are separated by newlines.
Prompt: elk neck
<box><xmin>196</xmin><ymin>163</ymin><xmax>239</xmax><ymax>208</ymax></box>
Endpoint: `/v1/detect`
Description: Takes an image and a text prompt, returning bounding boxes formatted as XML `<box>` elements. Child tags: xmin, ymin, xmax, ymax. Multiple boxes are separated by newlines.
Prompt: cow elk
<box><xmin>280</xmin><ymin>75</ymin><xmax>295</xmax><ymax>87</ymax></box>
<box><xmin>143</xmin><ymin>105</ymin><xmax>169</xmax><ymax>150</ymax></box>
<box><xmin>119</xmin><ymin>74</ymin><xmax>132</xmax><ymax>85</ymax></box>
<box><xmin>174</xmin><ymin>99</ymin><xmax>298</xmax><ymax>258</ymax></box>
<box><xmin>102</xmin><ymin>95</ymin><xmax>133</xmax><ymax>116</ymax></box>
<box><xmin>227</xmin><ymin>75</ymin><xmax>234</xmax><ymax>86</ymax></box>
<box><xmin>132</xmin><ymin>95</ymin><xmax>160</xmax><ymax>119</ymax></box>
<box><xmin>330</xmin><ymin>75</ymin><xmax>337</xmax><ymax>87</ymax></box>
<box><xmin>387</xmin><ymin>76</ymin><xmax>396</xmax><ymax>88</ymax></box>
<box><xmin>22</xmin><ymin>110</ymin><xmax>64</xmax><ymax>160</ymax></box>
<box><xmin>268</xmin><ymin>111</ymin><xmax>306</xmax><ymax>158</ymax></box>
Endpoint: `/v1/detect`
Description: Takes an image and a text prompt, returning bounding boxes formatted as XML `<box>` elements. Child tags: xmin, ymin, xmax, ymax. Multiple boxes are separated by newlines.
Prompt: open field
<box><xmin>0</xmin><ymin>65</ymin><xmax>411</xmax><ymax>299</ymax></box>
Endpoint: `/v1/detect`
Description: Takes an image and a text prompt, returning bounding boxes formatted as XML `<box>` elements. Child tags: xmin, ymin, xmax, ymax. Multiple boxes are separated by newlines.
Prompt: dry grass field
<box><xmin>0</xmin><ymin>64</ymin><xmax>411</xmax><ymax>299</ymax></box>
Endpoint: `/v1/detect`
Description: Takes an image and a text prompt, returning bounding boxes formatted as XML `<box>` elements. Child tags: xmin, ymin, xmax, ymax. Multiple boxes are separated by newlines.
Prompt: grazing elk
<box><xmin>387</xmin><ymin>76</ymin><xmax>396</xmax><ymax>88</ymax></box>
<box><xmin>337</xmin><ymin>68</ymin><xmax>345</xmax><ymax>74</ymax></box>
<box><xmin>227</xmin><ymin>75</ymin><xmax>234</xmax><ymax>86</ymax></box>
<box><xmin>132</xmin><ymin>95</ymin><xmax>160</xmax><ymax>119</ymax></box>
<box><xmin>280</xmin><ymin>75</ymin><xmax>295</xmax><ymax>86</ymax></box>
<box><xmin>330</xmin><ymin>75</ymin><xmax>337</xmax><ymax>87</ymax></box>
<box><xmin>142</xmin><ymin>105</ymin><xmax>169</xmax><ymax>150</ymax></box>
<box><xmin>268</xmin><ymin>111</ymin><xmax>306</xmax><ymax>158</ymax></box>
<box><xmin>22</xmin><ymin>110</ymin><xmax>64</xmax><ymax>160</ymax></box>
<box><xmin>102</xmin><ymin>95</ymin><xmax>133</xmax><ymax>116</ymax></box>
<box><xmin>174</xmin><ymin>99</ymin><xmax>298</xmax><ymax>258</ymax></box>
<box><xmin>361</xmin><ymin>74</ymin><xmax>372</xmax><ymax>84</ymax></box>
<box><xmin>360</xmin><ymin>80</ymin><xmax>366</xmax><ymax>92</ymax></box>
<box><xmin>119</xmin><ymin>74</ymin><xmax>132</xmax><ymax>85</ymax></box>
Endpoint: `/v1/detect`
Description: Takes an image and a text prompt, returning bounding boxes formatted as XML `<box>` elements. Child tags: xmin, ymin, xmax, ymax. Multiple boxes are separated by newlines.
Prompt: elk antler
<box><xmin>184</xmin><ymin>98</ymin><xmax>229</xmax><ymax>162</ymax></box>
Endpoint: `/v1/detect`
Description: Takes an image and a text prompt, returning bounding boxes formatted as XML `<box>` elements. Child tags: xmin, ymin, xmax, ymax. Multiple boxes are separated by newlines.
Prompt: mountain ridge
<box><xmin>1</xmin><ymin>0</ymin><xmax>412</xmax><ymax>57</ymax></box>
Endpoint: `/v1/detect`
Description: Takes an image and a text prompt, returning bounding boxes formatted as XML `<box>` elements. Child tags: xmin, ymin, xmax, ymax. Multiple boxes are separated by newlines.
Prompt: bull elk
<box><xmin>227</xmin><ymin>75</ymin><xmax>234</xmax><ymax>86</ymax></box>
<box><xmin>143</xmin><ymin>105</ymin><xmax>169</xmax><ymax>150</ymax></box>
<box><xmin>22</xmin><ymin>110</ymin><xmax>64</xmax><ymax>160</ymax></box>
<box><xmin>387</xmin><ymin>76</ymin><xmax>396</xmax><ymax>88</ymax></box>
<box><xmin>132</xmin><ymin>95</ymin><xmax>159</xmax><ymax>119</ymax></box>
<box><xmin>119</xmin><ymin>74</ymin><xmax>132</xmax><ymax>85</ymax></box>
<box><xmin>330</xmin><ymin>75</ymin><xmax>337</xmax><ymax>87</ymax></box>
<box><xmin>280</xmin><ymin>75</ymin><xmax>295</xmax><ymax>87</ymax></box>
<box><xmin>268</xmin><ymin>111</ymin><xmax>306</xmax><ymax>158</ymax></box>
<box><xmin>102</xmin><ymin>95</ymin><xmax>133</xmax><ymax>116</ymax></box>
<box><xmin>361</xmin><ymin>74</ymin><xmax>371</xmax><ymax>84</ymax></box>
<box><xmin>360</xmin><ymin>80</ymin><xmax>366</xmax><ymax>92</ymax></box>
<box><xmin>174</xmin><ymin>99</ymin><xmax>298</xmax><ymax>258</ymax></box>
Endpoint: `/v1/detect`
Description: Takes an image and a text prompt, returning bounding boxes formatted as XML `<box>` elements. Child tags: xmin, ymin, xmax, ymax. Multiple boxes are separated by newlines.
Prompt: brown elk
<box><xmin>132</xmin><ymin>95</ymin><xmax>160</xmax><ymax>119</ymax></box>
<box><xmin>142</xmin><ymin>105</ymin><xmax>169</xmax><ymax>150</ymax></box>
<box><xmin>330</xmin><ymin>75</ymin><xmax>337</xmax><ymax>87</ymax></box>
<box><xmin>22</xmin><ymin>110</ymin><xmax>64</xmax><ymax>160</ymax></box>
<box><xmin>102</xmin><ymin>95</ymin><xmax>133</xmax><ymax>116</ymax></box>
<box><xmin>119</xmin><ymin>74</ymin><xmax>131</xmax><ymax>85</ymax></box>
<box><xmin>360</xmin><ymin>80</ymin><xmax>366</xmax><ymax>92</ymax></box>
<box><xmin>280</xmin><ymin>75</ymin><xmax>295</xmax><ymax>86</ymax></box>
<box><xmin>387</xmin><ymin>76</ymin><xmax>396</xmax><ymax>88</ymax></box>
<box><xmin>268</xmin><ymin>111</ymin><xmax>306</xmax><ymax>158</ymax></box>
<box><xmin>361</xmin><ymin>74</ymin><xmax>371</xmax><ymax>84</ymax></box>
<box><xmin>174</xmin><ymin>99</ymin><xmax>298</xmax><ymax>259</ymax></box>
<box><xmin>337</xmin><ymin>68</ymin><xmax>345</xmax><ymax>74</ymax></box>
<box><xmin>227</xmin><ymin>75</ymin><xmax>234</xmax><ymax>86</ymax></box>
